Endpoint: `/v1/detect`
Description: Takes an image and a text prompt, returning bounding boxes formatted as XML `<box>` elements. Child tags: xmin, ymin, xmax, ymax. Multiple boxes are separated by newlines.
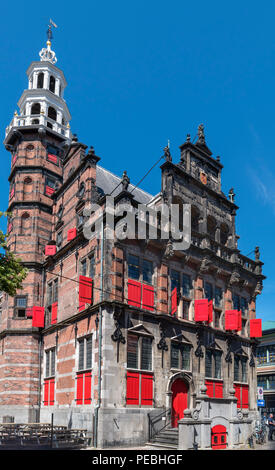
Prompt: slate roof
<box><xmin>96</xmin><ymin>165</ymin><xmax>153</xmax><ymax>204</ymax></box>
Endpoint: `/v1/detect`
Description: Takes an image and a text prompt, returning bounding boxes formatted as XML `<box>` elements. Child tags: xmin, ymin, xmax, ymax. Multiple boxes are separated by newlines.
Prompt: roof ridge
<box><xmin>97</xmin><ymin>165</ymin><xmax>153</xmax><ymax>198</ymax></box>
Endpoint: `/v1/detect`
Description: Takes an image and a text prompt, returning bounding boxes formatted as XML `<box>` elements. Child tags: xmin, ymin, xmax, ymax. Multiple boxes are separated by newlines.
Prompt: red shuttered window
<box><xmin>250</xmin><ymin>319</ymin><xmax>262</xmax><ymax>338</ymax></box>
<box><xmin>171</xmin><ymin>287</ymin><xmax>178</xmax><ymax>316</ymax></box>
<box><xmin>126</xmin><ymin>371</ymin><xmax>153</xmax><ymax>406</ymax></box>
<box><xmin>194</xmin><ymin>299</ymin><xmax>209</xmax><ymax>322</ymax></box>
<box><xmin>225</xmin><ymin>310</ymin><xmax>239</xmax><ymax>331</ymax></box>
<box><xmin>76</xmin><ymin>372</ymin><xmax>92</xmax><ymax>405</ymax></box>
<box><xmin>79</xmin><ymin>276</ymin><xmax>93</xmax><ymax>304</ymax></box>
<box><xmin>47</xmin><ymin>153</ymin><xmax>58</xmax><ymax>164</ymax></box>
<box><xmin>142</xmin><ymin>284</ymin><xmax>154</xmax><ymax>311</ymax></box>
<box><xmin>205</xmin><ymin>380</ymin><xmax>223</xmax><ymax>398</ymax></box>
<box><xmin>45</xmin><ymin>186</ymin><xmax>55</xmax><ymax>196</ymax></box>
<box><xmin>128</xmin><ymin>280</ymin><xmax>142</xmax><ymax>308</ymax></box>
<box><xmin>234</xmin><ymin>384</ymin><xmax>249</xmax><ymax>409</ymax></box>
<box><xmin>51</xmin><ymin>302</ymin><xmax>58</xmax><ymax>325</ymax></box>
<box><xmin>126</xmin><ymin>371</ymin><xmax>140</xmax><ymax>405</ymax></box>
<box><xmin>141</xmin><ymin>373</ymin><xmax>154</xmax><ymax>406</ymax></box>
<box><xmin>67</xmin><ymin>228</ymin><xmax>77</xmax><ymax>241</ymax></box>
<box><xmin>32</xmin><ymin>306</ymin><xmax>45</xmax><ymax>328</ymax></box>
<box><xmin>45</xmin><ymin>245</ymin><xmax>57</xmax><ymax>256</ymax></box>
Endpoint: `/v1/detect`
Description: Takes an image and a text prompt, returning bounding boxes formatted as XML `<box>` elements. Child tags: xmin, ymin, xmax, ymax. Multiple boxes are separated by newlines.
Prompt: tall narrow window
<box><xmin>48</xmin><ymin>106</ymin><xmax>57</xmax><ymax>121</ymax></box>
<box><xmin>49</xmin><ymin>75</ymin><xmax>56</xmax><ymax>93</ymax></box>
<box><xmin>14</xmin><ymin>296</ymin><xmax>27</xmax><ymax>318</ymax></box>
<box><xmin>37</xmin><ymin>73</ymin><xmax>44</xmax><ymax>88</ymax></box>
<box><xmin>127</xmin><ymin>334</ymin><xmax>138</xmax><ymax>369</ymax></box>
<box><xmin>141</xmin><ymin>337</ymin><xmax>152</xmax><ymax>371</ymax></box>
<box><xmin>142</xmin><ymin>260</ymin><xmax>153</xmax><ymax>285</ymax></box>
<box><xmin>128</xmin><ymin>255</ymin><xmax>140</xmax><ymax>281</ymax></box>
<box><xmin>204</xmin><ymin>282</ymin><xmax>213</xmax><ymax>301</ymax></box>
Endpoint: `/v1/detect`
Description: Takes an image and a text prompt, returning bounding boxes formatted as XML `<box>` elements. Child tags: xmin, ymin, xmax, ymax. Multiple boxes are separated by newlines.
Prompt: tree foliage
<box><xmin>0</xmin><ymin>212</ymin><xmax>28</xmax><ymax>296</ymax></box>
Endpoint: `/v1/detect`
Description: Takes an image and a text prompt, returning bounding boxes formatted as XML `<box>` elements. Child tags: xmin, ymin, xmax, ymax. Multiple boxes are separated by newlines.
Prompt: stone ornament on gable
<box><xmin>229</xmin><ymin>271</ymin><xmax>240</xmax><ymax>286</ymax></box>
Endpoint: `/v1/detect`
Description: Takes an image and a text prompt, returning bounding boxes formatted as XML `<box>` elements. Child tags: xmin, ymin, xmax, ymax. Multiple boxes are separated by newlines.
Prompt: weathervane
<box><xmin>39</xmin><ymin>19</ymin><xmax>58</xmax><ymax>64</ymax></box>
<box><xmin>47</xmin><ymin>19</ymin><xmax>58</xmax><ymax>44</ymax></box>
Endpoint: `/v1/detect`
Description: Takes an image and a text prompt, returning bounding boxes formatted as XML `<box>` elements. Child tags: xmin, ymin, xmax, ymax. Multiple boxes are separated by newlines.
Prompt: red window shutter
<box><xmin>141</xmin><ymin>373</ymin><xmax>153</xmax><ymax>406</ymax></box>
<box><xmin>45</xmin><ymin>245</ymin><xmax>57</xmax><ymax>256</ymax></box>
<box><xmin>12</xmin><ymin>155</ymin><xmax>17</xmax><ymax>165</ymax></box>
<box><xmin>126</xmin><ymin>371</ymin><xmax>140</xmax><ymax>405</ymax></box>
<box><xmin>48</xmin><ymin>153</ymin><xmax>58</xmax><ymax>164</ymax></box>
<box><xmin>225</xmin><ymin>310</ymin><xmax>239</xmax><ymax>331</ymax></box>
<box><xmin>45</xmin><ymin>186</ymin><xmax>55</xmax><ymax>196</ymax></box>
<box><xmin>10</xmin><ymin>187</ymin><xmax>14</xmax><ymax>199</ymax></box>
<box><xmin>79</xmin><ymin>302</ymin><xmax>86</xmax><ymax>312</ymax></box>
<box><xmin>49</xmin><ymin>379</ymin><xmax>55</xmax><ymax>406</ymax></box>
<box><xmin>242</xmin><ymin>385</ymin><xmax>249</xmax><ymax>409</ymax></box>
<box><xmin>250</xmin><ymin>319</ymin><xmax>262</xmax><ymax>338</ymax></box>
<box><xmin>171</xmin><ymin>287</ymin><xmax>178</xmax><ymax>316</ymax></box>
<box><xmin>237</xmin><ymin>311</ymin><xmax>242</xmax><ymax>331</ymax></box>
<box><xmin>44</xmin><ymin>379</ymin><xmax>49</xmax><ymax>405</ymax></box>
<box><xmin>214</xmin><ymin>382</ymin><xmax>223</xmax><ymax>398</ymax></box>
<box><xmin>208</xmin><ymin>300</ymin><xmax>213</xmax><ymax>323</ymax></box>
<box><xmin>127</xmin><ymin>280</ymin><xmax>141</xmax><ymax>308</ymax></box>
<box><xmin>194</xmin><ymin>299</ymin><xmax>209</xmax><ymax>322</ymax></box>
<box><xmin>84</xmin><ymin>372</ymin><xmax>92</xmax><ymax>404</ymax></box>
<box><xmin>234</xmin><ymin>384</ymin><xmax>241</xmax><ymax>408</ymax></box>
<box><xmin>142</xmin><ymin>284</ymin><xmax>154</xmax><ymax>311</ymax></box>
<box><xmin>51</xmin><ymin>302</ymin><xmax>58</xmax><ymax>325</ymax></box>
<box><xmin>76</xmin><ymin>373</ymin><xmax>84</xmax><ymax>405</ymax></box>
<box><xmin>67</xmin><ymin>228</ymin><xmax>77</xmax><ymax>241</ymax></box>
<box><xmin>26</xmin><ymin>307</ymin><xmax>33</xmax><ymax>318</ymax></box>
<box><xmin>205</xmin><ymin>380</ymin><xmax>214</xmax><ymax>398</ymax></box>
<box><xmin>8</xmin><ymin>223</ymin><xmax>13</xmax><ymax>233</ymax></box>
<box><xmin>79</xmin><ymin>276</ymin><xmax>93</xmax><ymax>304</ymax></box>
<box><xmin>32</xmin><ymin>307</ymin><xmax>44</xmax><ymax>328</ymax></box>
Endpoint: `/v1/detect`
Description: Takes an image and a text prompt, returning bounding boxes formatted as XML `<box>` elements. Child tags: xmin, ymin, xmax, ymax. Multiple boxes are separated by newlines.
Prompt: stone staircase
<box><xmin>146</xmin><ymin>426</ymin><xmax>179</xmax><ymax>450</ymax></box>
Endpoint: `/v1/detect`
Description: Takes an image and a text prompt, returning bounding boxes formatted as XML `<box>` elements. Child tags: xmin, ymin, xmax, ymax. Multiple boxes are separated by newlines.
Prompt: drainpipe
<box><xmin>94</xmin><ymin>218</ymin><xmax>104</xmax><ymax>447</ymax></box>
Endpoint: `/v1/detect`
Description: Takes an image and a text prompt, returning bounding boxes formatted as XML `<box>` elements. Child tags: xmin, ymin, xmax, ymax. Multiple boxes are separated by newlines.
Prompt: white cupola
<box><xmin>6</xmin><ymin>28</ymin><xmax>72</xmax><ymax>140</ymax></box>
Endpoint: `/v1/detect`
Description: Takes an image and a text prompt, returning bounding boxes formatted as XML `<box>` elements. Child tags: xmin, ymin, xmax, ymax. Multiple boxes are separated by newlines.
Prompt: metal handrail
<box><xmin>148</xmin><ymin>409</ymin><xmax>179</xmax><ymax>441</ymax></box>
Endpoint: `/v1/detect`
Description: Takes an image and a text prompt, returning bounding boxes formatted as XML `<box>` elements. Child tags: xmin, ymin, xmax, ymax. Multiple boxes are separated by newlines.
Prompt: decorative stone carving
<box><xmin>199</xmin><ymin>256</ymin><xmax>212</xmax><ymax>274</ymax></box>
<box><xmin>157</xmin><ymin>323</ymin><xmax>168</xmax><ymax>352</ymax></box>
<box><xmin>121</xmin><ymin>171</ymin><xmax>130</xmax><ymax>191</ymax></box>
<box><xmin>195</xmin><ymin>329</ymin><xmax>204</xmax><ymax>358</ymax></box>
<box><xmin>229</xmin><ymin>271</ymin><xmax>240</xmax><ymax>286</ymax></box>
<box><xmin>163</xmin><ymin>145</ymin><xmax>172</xmax><ymax>162</ymax></box>
<box><xmin>163</xmin><ymin>239</ymin><xmax>174</xmax><ymax>259</ymax></box>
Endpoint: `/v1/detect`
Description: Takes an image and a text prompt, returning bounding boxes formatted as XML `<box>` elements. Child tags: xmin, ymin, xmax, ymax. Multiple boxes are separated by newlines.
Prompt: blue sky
<box><xmin>0</xmin><ymin>0</ymin><xmax>274</xmax><ymax>321</ymax></box>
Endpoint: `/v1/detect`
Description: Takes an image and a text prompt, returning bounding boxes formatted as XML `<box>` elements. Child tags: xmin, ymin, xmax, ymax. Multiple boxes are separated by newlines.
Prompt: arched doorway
<box><xmin>211</xmin><ymin>425</ymin><xmax>227</xmax><ymax>450</ymax></box>
<box><xmin>171</xmin><ymin>379</ymin><xmax>188</xmax><ymax>428</ymax></box>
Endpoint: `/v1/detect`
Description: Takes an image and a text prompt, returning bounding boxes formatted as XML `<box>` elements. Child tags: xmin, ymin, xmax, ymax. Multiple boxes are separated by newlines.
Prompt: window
<box><xmin>89</xmin><ymin>254</ymin><xmax>95</xmax><ymax>278</ymax></box>
<box><xmin>48</xmin><ymin>106</ymin><xmax>57</xmax><ymax>121</ymax></box>
<box><xmin>49</xmin><ymin>76</ymin><xmax>56</xmax><ymax>93</ymax></box>
<box><xmin>80</xmin><ymin>258</ymin><xmax>87</xmax><ymax>277</ymax></box>
<box><xmin>257</xmin><ymin>375</ymin><xmax>275</xmax><ymax>391</ymax></box>
<box><xmin>37</xmin><ymin>73</ymin><xmax>44</xmax><ymax>88</ymax></box>
<box><xmin>127</xmin><ymin>334</ymin><xmax>152</xmax><ymax>371</ymax></box>
<box><xmin>45</xmin><ymin>177</ymin><xmax>56</xmax><ymax>196</ymax></box>
<box><xmin>76</xmin><ymin>336</ymin><xmax>93</xmax><ymax>405</ymax></box>
<box><xmin>128</xmin><ymin>255</ymin><xmax>153</xmax><ymax>285</ymax></box>
<box><xmin>204</xmin><ymin>282</ymin><xmax>213</xmax><ymax>301</ymax></box>
<box><xmin>126</xmin><ymin>335</ymin><xmax>153</xmax><ymax>407</ymax></box>
<box><xmin>47</xmin><ymin>145</ymin><xmax>59</xmax><ymax>165</ymax></box>
<box><xmin>45</xmin><ymin>348</ymin><xmax>56</xmax><ymax>378</ymax></box>
<box><xmin>234</xmin><ymin>356</ymin><xmax>248</xmax><ymax>383</ymax></box>
<box><xmin>56</xmin><ymin>231</ymin><xmax>62</xmax><ymax>249</ymax></box>
<box><xmin>232</xmin><ymin>294</ymin><xmax>240</xmax><ymax>311</ymax></box>
<box><xmin>214</xmin><ymin>287</ymin><xmax>222</xmax><ymax>308</ymax></box>
<box><xmin>31</xmin><ymin>103</ymin><xmax>41</xmax><ymax>115</ymax></box>
<box><xmin>14</xmin><ymin>296</ymin><xmax>27</xmax><ymax>318</ymax></box>
<box><xmin>234</xmin><ymin>383</ymin><xmax>249</xmax><ymax>408</ymax></box>
<box><xmin>44</xmin><ymin>348</ymin><xmax>55</xmax><ymax>406</ymax></box>
<box><xmin>78</xmin><ymin>336</ymin><xmax>93</xmax><ymax>371</ymax></box>
<box><xmin>171</xmin><ymin>343</ymin><xmax>191</xmax><ymax>370</ymax></box>
<box><xmin>240</xmin><ymin>297</ymin><xmax>248</xmax><ymax>315</ymax></box>
<box><xmin>205</xmin><ymin>350</ymin><xmax>222</xmax><ymax>379</ymax></box>
<box><xmin>170</xmin><ymin>271</ymin><xmax>192</xmax><ymax>319</ymax></box>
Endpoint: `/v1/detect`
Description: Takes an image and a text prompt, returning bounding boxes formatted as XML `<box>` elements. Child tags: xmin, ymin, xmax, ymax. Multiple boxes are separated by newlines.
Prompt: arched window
<box><xmin>37</xmin><ymin>72</ymin><xmax>44</xmax><ymax>88</ymax></box>
<box><xmin>49</xmin><ymin>75</ymin><xmax>56</xmax><ymax>93</ymax></box>
<box><xmin>21</xmin><ymin>212</ymin><xmax>31</xmax><ymax>234</ymax></box>
<box><xmin>207</xmin><ymin>215</ymin><xmax>216</xmax><ymax>240</ymax></box>
<box><xmin>220</xmin><ymin>223</ymin><xmax>229</xmax><ymax>246</ymax></box>
<box><xmin>31</xmin><ymin>103</ymin><xmax>41</xmax><ymax>115</ymax></box>
<box><xmin>48</xmin><ymin>107</ymin><xmax>57</xmax><ymax>121</ymax></box>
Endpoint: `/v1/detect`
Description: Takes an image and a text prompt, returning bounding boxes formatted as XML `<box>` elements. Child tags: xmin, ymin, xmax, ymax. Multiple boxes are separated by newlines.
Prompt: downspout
<box><xmin>94</xmin><ymin>218</ymin><xmax>104</xmax><ymax>447</ymax></box>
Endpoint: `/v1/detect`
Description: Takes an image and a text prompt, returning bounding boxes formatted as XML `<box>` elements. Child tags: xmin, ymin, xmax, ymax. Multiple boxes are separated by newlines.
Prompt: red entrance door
<box><xmin>211</xmin><ymin>425</ymin><xmax>227</xmax><ymax>450</ymax></box>
<box><xmin>171</xmin><ymin>379</ymin><xmax>188</xmax><ymax>428</ymax></box>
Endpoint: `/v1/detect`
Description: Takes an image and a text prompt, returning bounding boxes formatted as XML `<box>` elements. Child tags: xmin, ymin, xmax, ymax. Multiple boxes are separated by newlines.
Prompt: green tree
<box><xmin>0</xmin><ymin>212</ymin><xmax>28</xmax><ymax>296</ymax></box>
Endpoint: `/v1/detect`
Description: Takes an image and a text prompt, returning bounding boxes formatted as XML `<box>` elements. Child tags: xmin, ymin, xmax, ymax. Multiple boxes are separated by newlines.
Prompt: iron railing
<box><xmin>148</xmin><ymin>409</ymin><xmax>179</xmax><ymax>441</ymax></box>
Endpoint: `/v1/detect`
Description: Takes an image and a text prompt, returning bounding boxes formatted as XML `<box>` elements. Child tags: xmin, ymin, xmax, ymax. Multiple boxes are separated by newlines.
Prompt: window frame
<box><xmin>14</xmin><ymin>295</ymin><xmax>28</xmax><ymax>319</ymax></box>
<box><xmin>128</xmin><ymin>254</ymin><xmax>154</xmax><ymax>286</ymax></box>
<box><xmin>77</xmin><ymin>335</ymin><xmax>93</xmax><ymax>372</ymax></box>
<box><xmin>170</xmin><ymin>341</ymin><xmax>191</xmax><ymax>371</ymax></box>
<box><xmin>126</xmin><ymin>333</ymin><xmax>153</xmax><ymax>372</ymax></box>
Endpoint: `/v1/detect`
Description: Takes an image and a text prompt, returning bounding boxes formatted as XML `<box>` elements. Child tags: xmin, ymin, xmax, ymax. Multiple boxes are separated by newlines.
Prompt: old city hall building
<box><xmin>0</xmin><ymin>36</ymin><xmax>265</xmax><ymax>450</ymax></box>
